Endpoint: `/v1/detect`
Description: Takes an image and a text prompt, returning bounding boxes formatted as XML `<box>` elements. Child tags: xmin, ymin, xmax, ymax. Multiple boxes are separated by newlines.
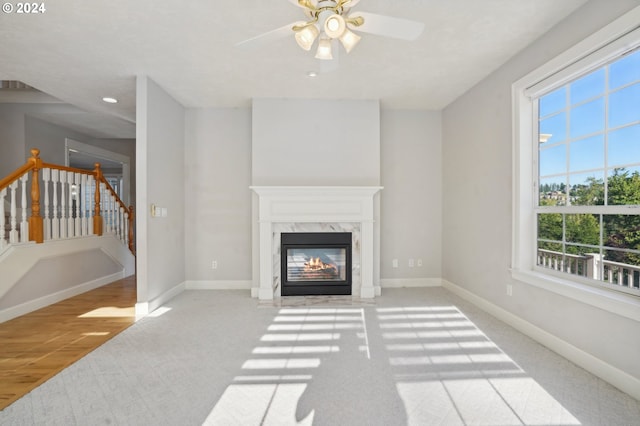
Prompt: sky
<box><xmin>538</xmin><ymin>48</ymin><xmax>640</xmax><ymax>187</ymax></box>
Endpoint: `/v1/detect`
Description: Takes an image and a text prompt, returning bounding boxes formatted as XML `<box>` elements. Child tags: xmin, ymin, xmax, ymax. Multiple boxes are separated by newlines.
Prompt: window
<box><xmin>512</xmin><ymin>7</ymin><xmax>640</xmax><ymax>320</ymax></box>
<box><xmin>536</xmin><ymin>49</ymin><xmax>640</xmax><ymax>296</ymax></box>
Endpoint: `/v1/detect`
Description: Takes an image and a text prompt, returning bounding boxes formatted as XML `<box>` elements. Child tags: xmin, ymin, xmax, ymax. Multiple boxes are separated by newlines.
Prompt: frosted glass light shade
<box><xmin>324</xmin><ymin>14</ymin><xmax>346</xmax><ymax>38</ymax></box>
<box><xmin>339</xmin><ymin>29</ymin><xmax>361</xmax><ymax>53</ymax></box>
<box><xmin>295</xmin><ymin>24</ymin><xmax>320</xmax><ymax>51</ymax></box>
<box><xmin>315</xmin><ymin>38</ymin><xmax>333</xmax><ymax>60</ymax></box>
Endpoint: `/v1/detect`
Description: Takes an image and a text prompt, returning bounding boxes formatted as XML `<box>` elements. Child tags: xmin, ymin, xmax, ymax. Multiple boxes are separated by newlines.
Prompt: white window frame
<box><xmin>512</xmin><ymin>6</ymin><xmax>640</xmax><ymax>323</ymax></box>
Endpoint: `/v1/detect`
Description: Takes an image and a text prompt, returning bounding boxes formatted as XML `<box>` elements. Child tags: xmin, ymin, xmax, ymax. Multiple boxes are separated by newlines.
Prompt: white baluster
<box><xmin>119</xmin><ymin>206</ymin><xmax>124</xmax><ymax>242</ymax></box>
<box><xmin>0</xmin><ymin>188</ymin><xmax>6</xmax><ymax>249</ymax></box>
<box><xmin>67</xmin><ymin>172</ymin><xmax>74</xmax><ymax>238</ymax></box>
<box><xmin>9</xmin><ymin>181</ymin><xmax>19</xmax><ymax>243</ymax></box>
<box><xmin>112</xmin><ymin>194</ymin><xmax>118</xmax><ymax>237</ymax></box>
<box><xmin>124</xmin><ymin>211</ymin><xmax>129</xmax><ymax>246</ymax></box>
<box><xmin>20</xmin><ymin>174</ymin><xmax>28</xmax><ymax>243</ymax></box>
<box><xmin>87</xmin><ymin>175</ymin><xmax>94</xmax><ymax>235</ymax></box>
<box><xmin>74</xmin><ymin>173</ymin><xmax>81</xmax><ymax>237</ymax></box>
<box><xmin>98</xmin><ymin>182</ymin><xmax>104</xmax><ymax>233</ymax></box>
<box><xmin>42</xmin><ymin>168</ymin><xmax>51</xmax><ymax>240</ymax></box>
<box><xmin>51</xmin><ymin>169</ymin><xmax>59</xmax><ymax>239</ymax></box>
<box><xmin>105</xmin><ymin>184</ymin><xmax>112</xmax><ymax>234</ymax></box>
<box><xmin>60</xmin><ymin>171</ymin><xmax>67</xmax><ymax>239</ymax></box>
<box><xmin>80</xmin><ymin>174</ymin><xmax>87</xmax><ymax>236</ymax></box>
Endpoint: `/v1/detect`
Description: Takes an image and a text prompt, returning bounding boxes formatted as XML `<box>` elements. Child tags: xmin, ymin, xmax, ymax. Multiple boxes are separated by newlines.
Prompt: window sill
<box><xmin>511</xmin><ymin>268</ymin><xmax>640</xmax><ymax>323</ymax></box>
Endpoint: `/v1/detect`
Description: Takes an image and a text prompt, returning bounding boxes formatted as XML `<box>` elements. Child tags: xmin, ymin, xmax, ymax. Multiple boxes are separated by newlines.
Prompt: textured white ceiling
<box><xmin>0</xmin><ymin>0</ymin><xmax>588</xmax><ymax>138</ymax></box>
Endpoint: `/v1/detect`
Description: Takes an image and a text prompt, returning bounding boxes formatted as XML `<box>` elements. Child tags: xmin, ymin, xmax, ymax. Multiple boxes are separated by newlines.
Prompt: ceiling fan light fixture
<box><xmin>339</xmin><ymin>29</ymin><xmax>361</xmax><ymax>53</ymax></box>
<box><xmin>324</xmin><ymin>14</ymin><xmax>346</xmax><ymax>38</ymax></box>
<box><xmin>315</xmin><ymin>37</ymin><xmax>333</xmax><ymax>60</ymax></box>
<box><xmin>295</xmin><ymin>24</ymin><xmax>320</xmax><ymax>51</ymax></box>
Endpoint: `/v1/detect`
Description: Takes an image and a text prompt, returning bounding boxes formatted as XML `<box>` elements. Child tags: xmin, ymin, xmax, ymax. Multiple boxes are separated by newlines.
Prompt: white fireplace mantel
<box><xmin>251</xmin><ymin>186</ymin><xmax>382</xmax><ymax>300</ymax></box>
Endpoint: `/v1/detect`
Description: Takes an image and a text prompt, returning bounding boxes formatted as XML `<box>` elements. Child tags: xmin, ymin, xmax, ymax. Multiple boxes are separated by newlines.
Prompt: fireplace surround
<box><xmin>251</xmin><ymin>186</ymin><xmax>382</xmax><ymax>300</ymax></box>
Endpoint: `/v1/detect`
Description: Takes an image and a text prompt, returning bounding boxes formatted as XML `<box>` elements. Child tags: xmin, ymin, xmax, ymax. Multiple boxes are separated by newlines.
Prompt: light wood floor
<box><xmin>0</xmin><ymin>276</ymin><xmax>136</xmax><ymax>411</ymax></box>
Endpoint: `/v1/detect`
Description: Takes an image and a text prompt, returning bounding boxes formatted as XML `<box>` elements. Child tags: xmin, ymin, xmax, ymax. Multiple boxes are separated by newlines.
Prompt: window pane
<box><xmin>570</xmin><ymin>69</ymin><xmax>605</xmax><ymax>105</ymax></box>
<box><xmin>540</xmin><ymin>87</ymin><xmax>566</xmax><ymax>117</ymax></box>
<box><xmin>540</xmin><ymin>144</ymin><xmax>566</xmax><ymax>177</ymax></box>
<box><xmin>604</xmin><ymin>214</ymin><xmax>640</xmax><ymax>250</ymax></box>
<box><xmin>539</xmin><ymin>177</ymin><xmax>566</xmax><ymax>206</ymax></box>
<box><xmin>569</xmin><ymin>135</ymin><xmax>604</xmax><ymax>172</ymax></box>
<box><xmin>539</xmin><ymin>112</ymin><xmax>566</xmax><ymax>144</ymax></box>
<box><xmin>565</xmin><ymin>214</ymin><xmax>600</xmax><ymax>246</ymax></box>
<box><xmin>609</xmin><ymin>49</ymin><xmax>640</xmax><ymax>90</ymax></box>
<box><xmin>607</xmin><ymin>168</ymin><xmax>640</xmax><ymax>205</ymax></box>
<box><xmin>570</xmin><ymin>98</ymin><xmax>605</xmax><ymax>138</ymax></box>
<box><xmin>538</xmin><ymin>213</ymin><xmax>563</xmax><ymax>241</ymax></box>
<box><xmin>537</xmin><ymin>241</ymin><xmax>563</xmax><ymax>269</ymax></box>
<box><xmin>609</xmin><ymin>83</ymin><xmax>640</xmax><ymax>129</ymax></box>
<box><xmin>603</xmin><ymin>249</ymin><xmax>640</xmax><ymax>289</ymax></box>
<box><xmin>608</xmin><ymin>124</ymin><xmax>640</xmax><ymax>168</ymax></box>
<box><xmin>569</xmin><ymin>172</ymin><xmax>604</xmax><ymax>205</ymax></box>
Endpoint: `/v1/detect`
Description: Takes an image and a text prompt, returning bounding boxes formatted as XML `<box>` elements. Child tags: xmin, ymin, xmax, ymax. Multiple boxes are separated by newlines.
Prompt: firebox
<box><xmin>281</xmin><ymin>232</ymin><xmax>352</xmax><ymax>296</ymax></box>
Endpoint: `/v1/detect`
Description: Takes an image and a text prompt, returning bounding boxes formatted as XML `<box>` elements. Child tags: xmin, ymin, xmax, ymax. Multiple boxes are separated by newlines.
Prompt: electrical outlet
<box><xmin>408</xmin><ymin>258</ymin><xmax>415</xmax><ymax>268</ymax></box>
<box><xmin>417</xmin><ymin>259</ymin><xmax>423</xmax><ymax>267</ymax></box>
<box><xmin>211</xmin><ymin>260</ymin><xmax>218</xmax><ymax>270</ymax></box>
<box><xmin>392</xmin><ymin>259</ymin><xmax>398</xmax><ymax>268</ymax></box>
<box><xmin>507</xmin><ymin>284</ymin><xmax>513</xmax><ymax>296</ymax></box>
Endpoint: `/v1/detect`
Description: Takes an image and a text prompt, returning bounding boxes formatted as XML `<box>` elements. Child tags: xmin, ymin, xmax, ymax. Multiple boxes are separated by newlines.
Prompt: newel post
<box><xmin>28</xmin><ymin>148</ymin><xmax>44</xmax><ymax>243</ymax></box>
<box><xmin>93</xmin><ymin>162</ymin><xmax>103</xmax><ymax>236</ymax></box>
<box><xmin>128</xmin><ymin>205</ymin><xmax>135</xmax><ymax>254</ymax></box>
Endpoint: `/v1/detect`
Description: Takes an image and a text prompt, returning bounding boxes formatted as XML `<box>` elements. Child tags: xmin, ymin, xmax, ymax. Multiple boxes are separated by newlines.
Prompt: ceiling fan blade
<box><xmin>236</xmin><ymin>23</ymin><xmax>297</xmax><ymax>49</ymax></box>
<box><xmin>288</xmin><ymin>0</ymin><xmax>316</xmax><ymax>9</ymax></box>
<box><xmin>352</xmin><ymin>11</ymin><xmax>424</xmax><ymax>41</ymax></box>
<box><xmin>340</xmin><ymin>0</ymin><xmax>361</xmax><ymax>8</ymax></box>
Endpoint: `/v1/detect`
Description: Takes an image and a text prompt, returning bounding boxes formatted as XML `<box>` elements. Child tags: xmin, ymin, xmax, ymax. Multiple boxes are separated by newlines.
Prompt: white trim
<box><xmin>0</xmin><ymin>271</ymin><xmax>124</xmax><ymax>323</ymax></box>
<box><xmin>512</xmin><ymin>269</ymin><xmax>640</xmax><ymax>323</ymax></box>
<box><xmin>250</xmin><ymin>186</ymin><xmax>382</xmax><ymax>300</ymax></box>
<box><xmin>185</xmin><ymin>280</ymin><xmax>253</xmax><ymax>290</ymax></box>
<box><xmin>380</xmin><ymin>278</ymin><xmax>442</xmax><ymax>288</ymax></box>
<box><xmin>442</xmin><ymin>279</ymin><xmax>640</xmax><ymax>401</ymax></box>
<box><xmin>135</xmin><ymin>281</ymin><xmax>185</xmax><ymax>317</ymax></box>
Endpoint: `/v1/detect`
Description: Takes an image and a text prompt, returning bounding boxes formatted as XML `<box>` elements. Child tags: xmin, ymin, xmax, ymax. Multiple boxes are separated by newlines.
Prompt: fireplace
<box><xmin>281</xmin><ymin>232</ymin><xmax>352</xmax><ymax>296</ymax></box>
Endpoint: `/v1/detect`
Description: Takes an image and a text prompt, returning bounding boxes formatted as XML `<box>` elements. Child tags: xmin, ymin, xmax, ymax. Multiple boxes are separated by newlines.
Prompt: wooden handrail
<box><xmin>0</xmin><ymin>162</ymin><xmax>34</xmax><ymax>191</ymax></box>
<box><xmin>0</xmin><ymin>149</ymin><xmax>135</xmax><ymax>254</ymax></box>
<box><xmin>41</xmin><ymin>163</ymin><xmax>95</xmax><ymax>176</ymax></box>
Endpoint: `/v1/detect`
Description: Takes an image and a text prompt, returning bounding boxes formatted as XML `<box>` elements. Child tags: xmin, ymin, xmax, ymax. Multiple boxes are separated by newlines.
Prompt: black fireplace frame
<box><xmin>280</xmin><ymin>232</ymin><xmax>352</xmax><ymax>296</ymax></box>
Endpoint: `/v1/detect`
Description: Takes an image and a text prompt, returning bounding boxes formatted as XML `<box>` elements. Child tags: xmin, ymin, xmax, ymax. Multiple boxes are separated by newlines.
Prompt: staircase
<box><xmin>0</xmin><ymin>149</ymin><xmax>136</xmax><ymax>322</ymax></box>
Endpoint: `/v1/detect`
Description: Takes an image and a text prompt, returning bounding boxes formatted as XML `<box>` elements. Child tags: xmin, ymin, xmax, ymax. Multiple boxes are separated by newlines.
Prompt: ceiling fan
<box><xmin>237</xmin><ymin>0</ymin><xmax>425</xmax><ymax>61</ymax></box>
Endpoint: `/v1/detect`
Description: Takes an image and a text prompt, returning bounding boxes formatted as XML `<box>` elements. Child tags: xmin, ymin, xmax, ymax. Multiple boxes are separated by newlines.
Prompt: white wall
<box><xmin>0</xmin><ymin>104</ymin><xmax>135</xmax><ymax>177</ymax></box>
<box><xmin>136</xmin><ymin>76</ymin><xmax>186</xmax><ymax>310</ymax></box>
<box><xmin>0</xmin><ymin>248</ymin><xmax>121</xmax><ymax>309</ymax></box>
<box><xmin>252</xmin><ymin>98</ymin><xmax>380</xmax><ymax>186</ymax></box>
<box><xmin>184</xmin><ymin>108</ymin><xmax>252</xmax><ymax>281</ymax></box>
<box><xmin>182</xmin><ymin>104</ymin><xmax>438</xmax><ymax>285</ymax></box>
<box><xmin>380</xmin><ymin>110</ymin><xmax>442</xmax><ymax>281</ymax></box>
<box><xmin>442</xmin><ymin>0</ymin><xmax>640</xmax><ymax>386</ymax></box>
<box><xmin>0</xmin><ymin>104</ymin><xmax>26</xmax><ymax>176</ymax></box>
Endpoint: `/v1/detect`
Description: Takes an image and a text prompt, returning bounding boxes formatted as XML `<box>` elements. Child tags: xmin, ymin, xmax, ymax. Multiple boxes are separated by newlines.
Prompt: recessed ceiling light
<box><xmin>307</xmin><ymin>71</ymin><xmax>318</xmax><ymax>78</ymax></box>
<box><xmin>102</xmin><ymin>97</ymin><xmax>118</xmax><ymax>103</ymax></box>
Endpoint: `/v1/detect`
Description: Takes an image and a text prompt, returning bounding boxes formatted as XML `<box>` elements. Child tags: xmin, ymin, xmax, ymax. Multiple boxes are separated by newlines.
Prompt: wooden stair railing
<box><xmin>0</xmin><ymin>149</ymin><xmax>135</xmax><ymax>254</ymax></box>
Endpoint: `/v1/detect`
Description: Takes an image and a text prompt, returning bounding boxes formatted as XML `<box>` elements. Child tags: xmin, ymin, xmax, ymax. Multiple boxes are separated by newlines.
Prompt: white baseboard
<box><xmin>441</xmin><ymin>279</ymin><xmax>640</xmax><ymax>401</ymax></box>
<box><xmin>0</xmin><ymin>271</ymin><xmax>124</xmax><ymax>323</ymax></box>
<box><xmin>136</xmin><ymin>281</ymin><xmax>186</xmax><ymax>317</ymax></box>
<box><xmin>380</xmin><ymin>278</ymin><xmax>442</xmax><ymax>288</ymax></box>
<box><xmin>185</xmin><ymin>280</ymin><xmax>253</xmax><ymax>290</ymax></box>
